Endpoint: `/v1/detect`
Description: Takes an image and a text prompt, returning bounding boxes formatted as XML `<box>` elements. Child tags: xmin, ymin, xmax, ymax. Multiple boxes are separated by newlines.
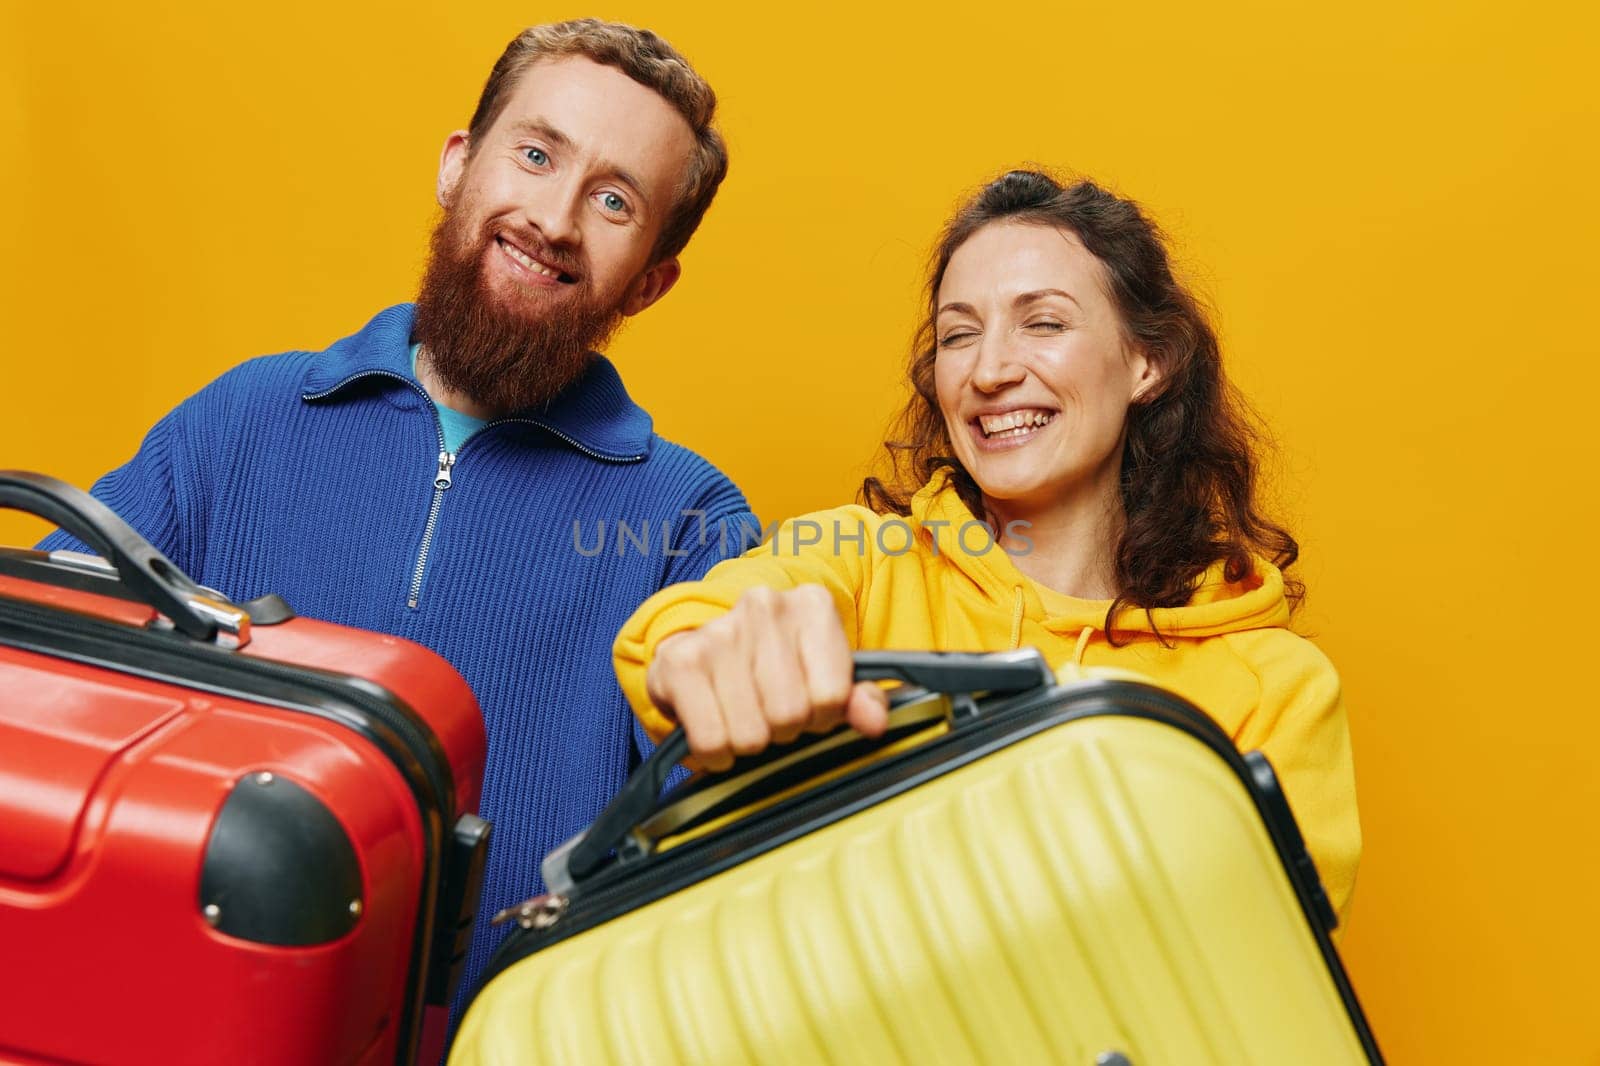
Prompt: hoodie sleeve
<box><xmin>1223</xmin><ymin>628</ymin><xmax>1363</xmax><ymax>929</ymax></box>
<box><xmin>626</xmin><ymin>483</ymin><xmax>763</xmax><ymax>782</ymax></box>
<box><xmin>614</xmin><ymin>505</ymin><xmax>878</xmax><ymax>742</ymax></box>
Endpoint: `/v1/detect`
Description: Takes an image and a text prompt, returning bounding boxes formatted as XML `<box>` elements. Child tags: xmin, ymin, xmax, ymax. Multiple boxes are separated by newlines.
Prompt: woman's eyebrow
<box><xmin>936</xmin><ymin>301</ymin><xmax>977</xmax><ymax>317</ymax></box>
<box><xmin>1014</xmin><ymin>288</ymin><xmax>1081</xmax><ymax>309</ymax></box>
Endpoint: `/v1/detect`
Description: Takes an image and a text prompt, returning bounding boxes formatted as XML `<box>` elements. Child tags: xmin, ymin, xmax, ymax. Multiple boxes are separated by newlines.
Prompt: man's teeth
<box><xmin>979</xmin><ymin>410</ymin><xmax>1055</xmax><ymax>438</ymax></box>
<box><xmin>500</xmin><ymin>239</ymin><xmax>563</xmax><ymax>279</ymax></box>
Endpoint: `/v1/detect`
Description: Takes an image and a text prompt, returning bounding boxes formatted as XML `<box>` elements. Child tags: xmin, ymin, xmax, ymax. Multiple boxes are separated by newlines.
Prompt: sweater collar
<box><xmin>300</xmin><ymin>304</ymin><xmax>654</xmax><ymax>461</ymax></box>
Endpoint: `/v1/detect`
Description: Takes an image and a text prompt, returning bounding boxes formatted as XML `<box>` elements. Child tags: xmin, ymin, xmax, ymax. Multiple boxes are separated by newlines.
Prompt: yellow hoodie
<box><xmin>614</xmin><ymin>471</ymin><xmax>1361</xmax><ymax>923</ymax></box>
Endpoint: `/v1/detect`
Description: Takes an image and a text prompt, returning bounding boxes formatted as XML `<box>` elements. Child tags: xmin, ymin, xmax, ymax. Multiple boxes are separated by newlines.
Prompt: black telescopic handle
<box><xmin>0</xmin><ymin>470</ymin><xmax>219</xmax><ymax>641</ymax></box>
<box><xmin>850</xmin><ymin>648</ymin><xmax>1055</xmax><ymax>693</ymax></box>
<box><xmin>549</xmin><ymin>648</ymin><xmax>1053</xmax><ymax>891</ymax></box>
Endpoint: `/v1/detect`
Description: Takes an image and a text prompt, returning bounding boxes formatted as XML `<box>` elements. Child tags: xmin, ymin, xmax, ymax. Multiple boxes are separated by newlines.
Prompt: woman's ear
<box><xmin>1128</xmin><ymin>346</ymin><xmax>1166</xmax><ymax>405</ymax></box>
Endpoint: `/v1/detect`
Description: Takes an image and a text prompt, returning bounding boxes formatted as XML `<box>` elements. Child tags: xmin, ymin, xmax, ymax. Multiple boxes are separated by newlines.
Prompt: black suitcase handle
<box><xmin>0</xmin><ymin>469</ymin><xmax>234</xmax><ymax>643</ymax></box>
<box><xmin>542</xmin><ymin>649</ymin><xmax>1054</xmax><ymax>894</ymax></box>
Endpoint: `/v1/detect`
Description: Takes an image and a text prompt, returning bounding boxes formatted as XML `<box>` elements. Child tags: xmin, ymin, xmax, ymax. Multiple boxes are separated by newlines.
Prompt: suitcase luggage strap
<box><xmin>541</xmin><ymin>649</ymin><xmax>1055</xmax><ymax>895</ymax></box>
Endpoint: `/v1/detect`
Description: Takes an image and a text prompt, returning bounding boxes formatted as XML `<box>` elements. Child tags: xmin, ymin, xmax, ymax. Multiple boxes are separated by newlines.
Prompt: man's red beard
<box><xmin>412</xmin><ymin>205</ymin><xmax>626</xmax><ymax>414</ymax></box>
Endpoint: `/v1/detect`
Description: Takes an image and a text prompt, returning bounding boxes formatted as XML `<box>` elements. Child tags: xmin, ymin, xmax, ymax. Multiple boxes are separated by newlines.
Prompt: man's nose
<box><xmin>971</xmin><ymin>334</ymin><xmax>1027</xmax><ymax>392</ymax></box>
<box><xmin>522</xmin><ymin>180</ymin><xmax>583</xmax><ymax>248</ymax></box>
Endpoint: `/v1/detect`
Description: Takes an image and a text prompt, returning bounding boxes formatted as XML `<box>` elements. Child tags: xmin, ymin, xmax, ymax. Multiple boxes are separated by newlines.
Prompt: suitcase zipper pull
<box><xmin>491</xmin><ymin>892</ymin><xmax>568</xmax><ymax>930</ymax></box>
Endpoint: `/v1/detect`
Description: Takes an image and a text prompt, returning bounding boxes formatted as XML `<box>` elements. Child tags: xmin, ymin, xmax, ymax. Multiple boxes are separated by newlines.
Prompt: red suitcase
<box><xmin>0</xmin><ymin>471</ymin><xmax>491</xmax><ymax>1065</ymax></box>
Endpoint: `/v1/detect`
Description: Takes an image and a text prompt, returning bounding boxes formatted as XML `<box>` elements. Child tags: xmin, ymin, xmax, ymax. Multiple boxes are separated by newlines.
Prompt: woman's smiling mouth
<box><xmin>974</xmin><ymin>407</ymin><xmax>1057</xmax><ymax>444</ymax></box>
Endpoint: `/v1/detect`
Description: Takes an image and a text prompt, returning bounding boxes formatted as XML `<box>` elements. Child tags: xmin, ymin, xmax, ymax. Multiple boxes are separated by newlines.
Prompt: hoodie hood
<box><xmin>907</xmin><ymin>469</ymin><xmax>1292</xmax><ymax>640</ymax></box>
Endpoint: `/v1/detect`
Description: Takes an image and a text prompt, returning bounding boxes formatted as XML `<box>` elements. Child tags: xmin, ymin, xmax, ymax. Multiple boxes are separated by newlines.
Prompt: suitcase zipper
<box><xmin>494</xmin><ymin>892</ymin><xmax>568</xmax><ymax>930</ymax></box>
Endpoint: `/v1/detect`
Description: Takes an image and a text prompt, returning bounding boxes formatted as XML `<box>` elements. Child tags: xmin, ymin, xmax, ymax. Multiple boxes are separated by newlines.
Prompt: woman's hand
<box><xmin>644</xmin><ymin>584</ymin><xmax>891</xmax><ymax>771</ymax></box>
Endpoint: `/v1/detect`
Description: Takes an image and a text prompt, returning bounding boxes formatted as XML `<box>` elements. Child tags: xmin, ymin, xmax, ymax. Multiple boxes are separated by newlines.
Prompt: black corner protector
<box><xmin>425</xmin><ymin>814</ymin><xmax>493</xmax><ymax>1005</ymax></box>
<box><xmin>199</xmin><ymin>771</ymin><xmax>363</xmax><ymax>946</ymax></box>
<box><xmin>240</xmin><ymin>593</ymin><xmax>296</xmax><ymax>625</ymax></box>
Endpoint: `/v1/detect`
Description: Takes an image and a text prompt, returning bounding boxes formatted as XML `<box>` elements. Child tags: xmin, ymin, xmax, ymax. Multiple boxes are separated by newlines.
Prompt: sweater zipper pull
<box><xmin>407</xmin><ymin>450</ymin><xmax>456</xmax><ymax>609</ymax></box>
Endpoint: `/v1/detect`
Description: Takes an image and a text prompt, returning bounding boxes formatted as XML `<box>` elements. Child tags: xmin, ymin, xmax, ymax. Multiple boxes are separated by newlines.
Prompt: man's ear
<box><xmin>621</xmin><ymin>257</ymin><xmax>682</xmax><ymax>317</ymax></box>
<box><xmin>1128</xmin><ymin>345</ymin><xmax>1166</xmax><ymax>405</ymax></box>
<box><xmin>437</xmin><ymin>131</ymin><xmax>471</xmax><ymax>209</ymax></box>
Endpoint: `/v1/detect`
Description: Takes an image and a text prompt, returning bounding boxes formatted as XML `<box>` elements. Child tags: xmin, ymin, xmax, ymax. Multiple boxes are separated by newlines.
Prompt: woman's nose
<box><xmin>970</xmin><ymin>335</ymin><xmax>1027</xmax><ymax>392</ymax></box>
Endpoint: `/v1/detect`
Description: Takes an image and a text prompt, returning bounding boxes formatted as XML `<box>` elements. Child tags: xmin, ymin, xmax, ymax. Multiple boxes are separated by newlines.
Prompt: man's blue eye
<box><xmin>524</xmin><ymin>148</ymin><xmax>548</xmax><ymax>166</ymax></box>
<box><xmin>602</xmin><ymin>192</ymin><xmax>626</xmax><ymax>212</ymax></box>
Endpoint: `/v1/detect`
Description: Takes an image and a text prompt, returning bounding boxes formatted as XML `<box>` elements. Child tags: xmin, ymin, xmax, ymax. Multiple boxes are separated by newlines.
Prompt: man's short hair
<box><xmin>468</xmin><ymin>19</ymin><xmax>728</xmax><ymax>263</ymax></box>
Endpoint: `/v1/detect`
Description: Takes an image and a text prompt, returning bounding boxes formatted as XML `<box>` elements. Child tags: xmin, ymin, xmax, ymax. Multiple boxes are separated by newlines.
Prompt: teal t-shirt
<box><xmin>411</xmin><ymin>342</ymin><xmax>488</xmax><ymax>454</ymax></box>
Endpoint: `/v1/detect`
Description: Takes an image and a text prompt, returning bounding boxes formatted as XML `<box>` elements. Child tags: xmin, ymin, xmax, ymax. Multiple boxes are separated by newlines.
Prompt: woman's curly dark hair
<box><xmin>861</xmin><ymin>169</ymin><xmax>1303</xmax><ymax>639</ymax></box>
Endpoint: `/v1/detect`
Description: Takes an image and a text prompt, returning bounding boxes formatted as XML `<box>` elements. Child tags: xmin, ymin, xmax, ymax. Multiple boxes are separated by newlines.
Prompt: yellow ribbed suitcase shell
<box><xmin>451</xmin><ymin>655</ymin><xmax>1377</xmax><ymax>1066</ymax></box>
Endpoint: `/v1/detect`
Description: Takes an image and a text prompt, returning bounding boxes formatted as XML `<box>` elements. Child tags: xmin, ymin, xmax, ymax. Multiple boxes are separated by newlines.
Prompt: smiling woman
<box><xmin>930</xmin><ymin>222</ymin><xmax>1165</xmax><ymax>599</ymax></box>
<box><xmin>874</xmin><ymin>171</ymin><xmax>1301</xmax><ymax>628</ymax></box>
<box><xmin>612</xmin><ymin>168</ymin><xmax>1362</xmax><ymax>923</ymax></box>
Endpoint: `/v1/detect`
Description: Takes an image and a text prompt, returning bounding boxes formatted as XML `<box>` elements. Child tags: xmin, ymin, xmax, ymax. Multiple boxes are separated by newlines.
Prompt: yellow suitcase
<box><xmin>450</xmin><ymin>650</ymin><xmax>1381</xmax><ymax>1065</ymax></box>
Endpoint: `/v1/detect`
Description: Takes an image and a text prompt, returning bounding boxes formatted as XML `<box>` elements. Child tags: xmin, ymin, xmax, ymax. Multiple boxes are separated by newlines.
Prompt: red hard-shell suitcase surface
<box><xmin>0</xmin><ymin>471</ymin><xmax>490</xmax><ymax>1065</ymax></box>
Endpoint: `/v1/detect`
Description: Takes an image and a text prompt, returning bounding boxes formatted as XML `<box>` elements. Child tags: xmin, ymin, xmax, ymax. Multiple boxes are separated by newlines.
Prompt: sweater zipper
<box><xmin>407</xmin><ymin>450</ymin><xmax>455</xmax><ymax>609</ymax></box>
<box><xmin>507</xmin><ymin>418</ymin><xmax>645</xmax><ymax>464</ymax></box>
<box><xmin>305</xmin><ymin>371</ymin><xmax>458</xmax><ymax>611</ymax></box>
<box><xmin>399</xmin><ymin>416</ymin><xmax>644</xmax><ymax>610</ymax></box>
<box><xmin>305</xmin><ymin>369</ymin><xmax>647</xmax><ymax>609</ymax></box>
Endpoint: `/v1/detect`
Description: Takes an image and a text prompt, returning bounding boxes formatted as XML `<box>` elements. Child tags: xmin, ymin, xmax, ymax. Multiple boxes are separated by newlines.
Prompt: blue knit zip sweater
<box><xmin>39</xmin><ymin>304</ymin><xmax>758</xmax><ymax>1016</ymax></box>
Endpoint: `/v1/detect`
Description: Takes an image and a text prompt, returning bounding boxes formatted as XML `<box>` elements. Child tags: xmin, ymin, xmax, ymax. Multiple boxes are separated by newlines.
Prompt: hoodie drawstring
<box><xmin>1010</xmin><ymin>584</ymin><xmax>1094</xmax><ymax>668</ymax></box>
<box><xmin>1072</xmin><ymin>625</ymin><xmax>1093</xmax><ymax>668</ymax></box>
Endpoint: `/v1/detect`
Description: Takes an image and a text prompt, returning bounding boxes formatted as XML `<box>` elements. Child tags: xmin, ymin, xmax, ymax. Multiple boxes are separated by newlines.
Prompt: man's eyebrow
<box><xmin>504</xmin><ymin>118</ymin><xmax>651</xmax><ymax>208</ymax></box>
<box><xmin>1014</xmin><ymin>288</ymin><xmax>1081</xmax><ymax>309</ymax></box>
<box><xmin>606</xmin><ymin>166</ymin><xmax>649</xmax><ymax>207</ymax></box>
<box><xmin>508</xmin><ymin>119</ymin><xmax>573</xmax><ymax>150</ymax></box>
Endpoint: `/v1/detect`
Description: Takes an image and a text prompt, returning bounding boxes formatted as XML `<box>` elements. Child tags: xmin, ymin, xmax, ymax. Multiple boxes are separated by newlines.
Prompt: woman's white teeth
<box><xmin>979</xmin><ymin>410</ymin><xmax>1055</xmax><ymax>438</ymax></box>
<box><xmin>501</xmin><ymin>239</ymin><xmax>562</xmax><ymax>279</ymax></box>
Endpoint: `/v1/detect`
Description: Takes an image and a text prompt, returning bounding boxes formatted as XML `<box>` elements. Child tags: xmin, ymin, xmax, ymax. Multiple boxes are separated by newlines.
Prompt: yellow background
<box><xmin>4</xmin><ymin>2</ymin><xmax>1597</xmax><ymax>1060</ymax></box>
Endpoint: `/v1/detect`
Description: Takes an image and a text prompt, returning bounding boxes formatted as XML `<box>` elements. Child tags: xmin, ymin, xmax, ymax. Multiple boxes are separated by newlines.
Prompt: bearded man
<box><xmin>38</xmin><ymin>19</ymin><xmax>757</xmax><ymax>1013</ymax></box>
